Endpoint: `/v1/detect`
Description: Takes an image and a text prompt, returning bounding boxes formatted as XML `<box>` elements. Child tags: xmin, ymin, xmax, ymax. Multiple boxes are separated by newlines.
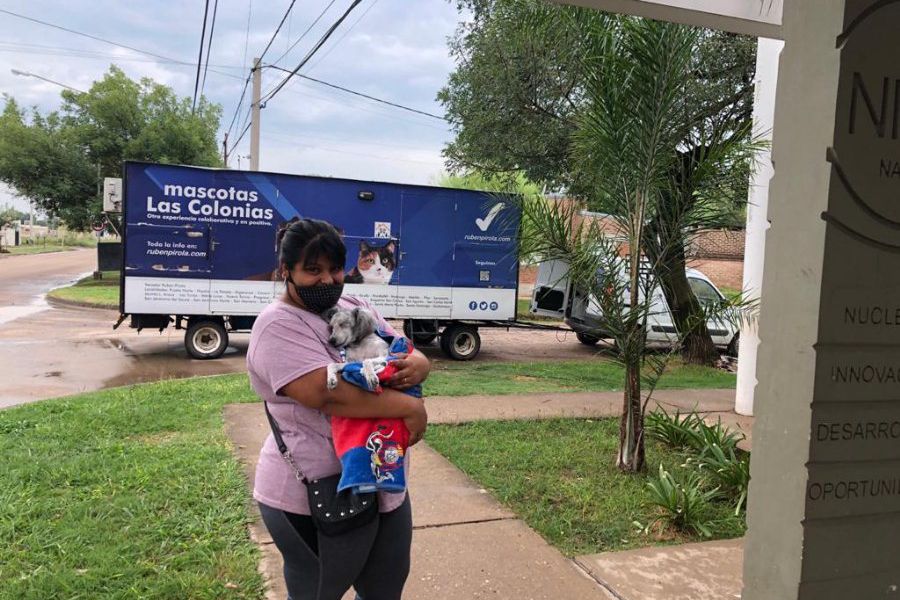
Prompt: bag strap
<box><xmin>263</xmin><ymin>301</ymin><xmax>362</xmax><ymax>482</ymax></box>
<box><xmin>263</xmin><ymin>401</ymin><xmax>309</xmax><ymax>484</ymax></box>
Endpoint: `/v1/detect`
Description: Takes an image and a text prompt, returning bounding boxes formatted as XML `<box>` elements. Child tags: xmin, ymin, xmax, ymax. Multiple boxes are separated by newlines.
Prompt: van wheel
<box><xmin>403</xmin><ymin>319</ymin><xmax>438</xmax><ymax>346</ymax></box>
<box><xmin>727</xmin><ymin>334</ymin><xmax>740</xmax><ymax>358</ymax></box>
<box><xmin>440</xmin><ymin>324</ymin><xmax>481</xmax><ymax>361</ymax></box>
<box><xmin>576</xmin><ymin>332</ymin><xmax>600</xmax><ymax>346</ymax></box>
<box><xmin>185</xmin><ymin>319</ymin><xmax>228</xmax><ymax>359</ymax></box>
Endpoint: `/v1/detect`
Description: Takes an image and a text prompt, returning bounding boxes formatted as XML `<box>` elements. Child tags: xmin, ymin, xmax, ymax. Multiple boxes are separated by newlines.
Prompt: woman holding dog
<box><xmin>247</xmin><ymin>217</ymin><xmax>430</xmax><ymax>600</ymax></box>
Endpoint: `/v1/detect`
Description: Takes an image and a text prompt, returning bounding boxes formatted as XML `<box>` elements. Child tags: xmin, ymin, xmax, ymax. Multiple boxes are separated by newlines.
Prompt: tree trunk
<box><xmin>657</xmin><ymin>245</ymin><xmax>720</xmax><ymax>366</ymax></box>
<box><xmin>617</xmin><ymin>353</ymin><xmax>646</xmax><ymax>472</ymax></box>
<box><xmin>618</xmin><ymin>215</ymin><xmax>647</xmax><ymax>473</ymax></box>
<box><xmin>645</xmin><ymin>212</ymin><xmax>719</xmax><ymax>367</ymax></box>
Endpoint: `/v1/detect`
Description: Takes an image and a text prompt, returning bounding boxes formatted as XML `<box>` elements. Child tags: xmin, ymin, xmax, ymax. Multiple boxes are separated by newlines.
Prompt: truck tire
<box><xmin>440</xmin><ymin>324</ymin><xmax>481</xmax><ymax>361</ymax></box>
<box><xmin>576</xmin><ymin>332</ymin><xmax>600</xmax><ymax>346</ymax></box>
<box><xmin>727</xmin><ymin>333</ymin><xmax>740</xmax><ymax>358</ymax></box>
<box><xmin>185</xmin><ymin>319</ymin><xmax>229</xmax><ymax>360</ymax></box>
<box><xmin>403</xmin><ymin>319</ymin><xmax>438</xmax><ymax>346</ymax></box>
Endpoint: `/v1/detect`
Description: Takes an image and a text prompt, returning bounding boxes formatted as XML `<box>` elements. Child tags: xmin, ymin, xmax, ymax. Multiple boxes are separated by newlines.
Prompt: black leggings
<box><xmin>258</xmin><ymin>496</ymin><xmax>412</xmax><ymax>600</ymax></box>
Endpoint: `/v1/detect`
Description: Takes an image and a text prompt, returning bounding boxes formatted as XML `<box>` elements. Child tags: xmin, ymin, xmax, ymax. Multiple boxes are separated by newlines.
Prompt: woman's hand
<box><xmin>403</xmin><ymin>397</ymin><xmax>428</xmax><ymax>446</ymax></box>
<box><xmin>388</xmin><ymin>350</ymin><xmax>431</xmax><ymax>390</ymax></box>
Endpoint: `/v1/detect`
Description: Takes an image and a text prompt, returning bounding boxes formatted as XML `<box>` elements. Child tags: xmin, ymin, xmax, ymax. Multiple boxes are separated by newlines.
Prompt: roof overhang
<box><xmin>548</xmin><ymin>0</ymin><xmax>783</xmax><ymax>39</ymax></box>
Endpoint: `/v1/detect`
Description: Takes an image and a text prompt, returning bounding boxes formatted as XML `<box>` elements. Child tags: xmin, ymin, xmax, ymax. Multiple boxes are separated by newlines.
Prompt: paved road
<box><xmin>0</xmin><ymin>251</ymin><xmax>597</xmax><ymax>409</ymax></box>
<box><xmin>0</xmin><ymin>251</ymin><xmax>249</xmax><ymax>408</ymax></box>
<box><xmin>0</xmin><ymin>249</ymin><xmax>94</xmax><ymax>325</ymax></box>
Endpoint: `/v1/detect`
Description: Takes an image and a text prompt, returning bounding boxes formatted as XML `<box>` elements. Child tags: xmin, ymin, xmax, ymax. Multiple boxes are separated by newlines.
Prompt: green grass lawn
<box><xmin>3</xmin><ymin>245</ymin><xmax>88</xmax><ymax>256</ymax></box>
<box><xmin>426</xmin><ymin>418</ymin><xmax>746</xmax><ymax>556</ymax></box>
<box><xmin>0</xmin><ymin>362</ymin><xmax>738</xmax><ymax>595</ymax></box>
<box><xmin>0</xmin><ymin>375</ymin><xmax>264</xmax><ymax>599</ymax></box>
<box><xmin>719</xmin><ymin>287</ymin><xmax>742</xmax><ymax>301</ymax></box>
<box><xmin>425</xmin><ymin>359</ymin><xmax>736</xmax><ymax>396</ymax></box>
<box><xmin>47</xmin><ymin>271</ymin><xmax>120</xmax><ymax>309</ymax></box>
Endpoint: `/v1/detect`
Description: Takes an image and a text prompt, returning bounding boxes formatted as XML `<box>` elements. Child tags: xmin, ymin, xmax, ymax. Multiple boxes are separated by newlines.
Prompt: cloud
<box><xmin>1</xmin><ymin>0</ymin><xmax>466</xmax><ymax>203</ymax></box>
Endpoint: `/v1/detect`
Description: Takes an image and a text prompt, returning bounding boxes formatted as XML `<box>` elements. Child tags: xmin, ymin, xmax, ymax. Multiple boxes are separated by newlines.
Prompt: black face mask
<box><xmin>288</xmin><ymin>276</ymin><xmax>344</xmax><ymax>313</ymax></box>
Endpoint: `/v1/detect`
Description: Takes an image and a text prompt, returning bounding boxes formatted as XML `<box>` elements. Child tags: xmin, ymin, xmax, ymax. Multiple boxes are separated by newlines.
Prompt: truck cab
<box><xmin>530</xmin><ymin>259</ymin><xmax>739</xmax><ymax>353</ymax></box>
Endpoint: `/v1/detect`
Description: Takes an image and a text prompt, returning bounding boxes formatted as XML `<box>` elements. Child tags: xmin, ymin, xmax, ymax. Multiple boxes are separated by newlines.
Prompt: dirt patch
<box><xmin>405</xmin><ymin>324</ymin><xmax>604</xmax><ymax>364</ymax></box>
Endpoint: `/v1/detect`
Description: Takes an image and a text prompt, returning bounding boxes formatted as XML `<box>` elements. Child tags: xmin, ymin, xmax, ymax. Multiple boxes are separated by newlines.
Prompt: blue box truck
<box><xmin>117</xmin><ymin>162</ymin><xmax>522</xmax><ymax>360</ymax></box>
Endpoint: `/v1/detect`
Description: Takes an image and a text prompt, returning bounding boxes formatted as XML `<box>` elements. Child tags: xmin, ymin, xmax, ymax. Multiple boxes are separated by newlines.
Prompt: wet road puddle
<box><xmin>0</xmin><ymin>304</ymin><xmax>49</xmax><ymax>326</ymax></box>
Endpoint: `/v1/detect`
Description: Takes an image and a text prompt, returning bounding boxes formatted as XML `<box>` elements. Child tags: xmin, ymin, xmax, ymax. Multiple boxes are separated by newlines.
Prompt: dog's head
<box><xmin>326</xmin><ymin>307</ymin><xmax>378</xmax><ymax>348</ymax></box>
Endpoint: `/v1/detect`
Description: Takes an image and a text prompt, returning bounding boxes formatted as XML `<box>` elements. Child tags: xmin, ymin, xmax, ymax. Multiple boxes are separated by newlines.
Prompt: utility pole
<box><xmin>222</xmin><ymin>132</ymin><xmax>229</xmax><ymax>168</ymax></box>
<box><xmin>250</xmin><ymin>57</ymin><xmax>261</xmax><ymax>171</ymax></box>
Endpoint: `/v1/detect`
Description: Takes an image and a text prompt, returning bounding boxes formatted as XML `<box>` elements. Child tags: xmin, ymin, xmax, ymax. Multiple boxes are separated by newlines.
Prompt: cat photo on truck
<box><xmin>345</xmin><ymin>239</ymin><xmax>397</xmax><ymax>285</ymax></box>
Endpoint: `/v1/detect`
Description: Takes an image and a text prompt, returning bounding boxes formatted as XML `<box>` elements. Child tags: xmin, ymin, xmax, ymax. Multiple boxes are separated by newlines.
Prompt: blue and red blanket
<box><xmin>331</xmin><ymin>332</ymin><xmax>422</xmax><ymax>494</ymax></box>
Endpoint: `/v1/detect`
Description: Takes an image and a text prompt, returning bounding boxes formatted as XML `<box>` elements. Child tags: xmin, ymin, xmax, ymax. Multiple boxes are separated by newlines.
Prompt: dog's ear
<box><xmin>323</xmin><ymin>307</ymin><xmax>339</xmax><ymax>322</ymax></box>
<box><xmin>351</xmin><ymin>307</ymin><xmax>372</xmax><ymax>323</ymax></box>
<box><xmin>351</xmin><ymin>307</ymin><xmax>377</xmax><ymax>337</ymax></box>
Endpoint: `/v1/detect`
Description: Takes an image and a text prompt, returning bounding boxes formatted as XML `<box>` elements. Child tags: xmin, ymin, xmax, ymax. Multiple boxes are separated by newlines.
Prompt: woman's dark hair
<box><xmin>276</xmin><ymin>217</ymin><xmax>346</xmax><ymax>271</ymax></box>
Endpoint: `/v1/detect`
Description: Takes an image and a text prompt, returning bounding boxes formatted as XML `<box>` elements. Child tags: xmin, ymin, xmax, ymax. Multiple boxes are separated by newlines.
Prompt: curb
<box><xmin>0</xmin><ymin>247</ymin><xmax>86</xmax><ymax>258</ymax></box>
<box><xmin>45</xmin><ymin>294</ymin><xmax>118</xmax><ymax>311</ymax></box>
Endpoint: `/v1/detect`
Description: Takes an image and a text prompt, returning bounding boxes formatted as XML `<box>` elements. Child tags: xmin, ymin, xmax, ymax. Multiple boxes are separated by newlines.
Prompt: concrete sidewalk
<box><xmin>224</xmin><ymin>389</ymin><xmax>750</xmax><ymax>600</ymax></box>
<box><xmin>426</xmin><ymin>388</ymin><xmax>752</xmax><ymax>451</ymax></box>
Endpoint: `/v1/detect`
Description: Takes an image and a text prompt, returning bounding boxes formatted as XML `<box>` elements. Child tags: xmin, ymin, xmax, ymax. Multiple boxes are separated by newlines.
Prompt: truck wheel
<box><xmin>403</xmin><ymin>319</ymin><xmax>438</xmax><ymax>346</ymax></box>
<box><xmin>440</xmin><ymin>324</ymin><xmax>481</xmax><ymax>361</ymax></box>
<box><xmin>727</xmin><ymin>334</ymin><xmax>740</xmax><ymax>358</ymax></box>
<box><xmin>185</xmin><ymin>319</ymin><xmax>229</xmax><ymax>359</ymax></box>
<box><xmin>576</xmin><ymin>332</ymin><xmax>600</xmax><ymax>346</ymax></box>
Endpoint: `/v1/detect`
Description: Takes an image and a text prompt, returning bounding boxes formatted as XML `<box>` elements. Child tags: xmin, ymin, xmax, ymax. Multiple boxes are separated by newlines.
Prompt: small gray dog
<box><xmin>324</xmin><ymin>306</ymin><xmax>390</xmax><ymax>391</ymax></box>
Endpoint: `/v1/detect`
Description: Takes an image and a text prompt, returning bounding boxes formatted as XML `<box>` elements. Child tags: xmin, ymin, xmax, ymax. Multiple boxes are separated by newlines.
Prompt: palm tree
<box><xmin>518</xmin><ymin>16</ymin><xmax>758</xmax><ymax>472</ymax></box>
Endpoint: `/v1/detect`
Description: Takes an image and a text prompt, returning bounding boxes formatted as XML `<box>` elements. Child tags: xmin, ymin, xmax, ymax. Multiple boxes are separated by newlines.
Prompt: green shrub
<box><xmin>688</xmin><ymin>419</ymin><xmax>745</xmax><ymax>454</ymax></box>
<box><xmin>645</xmin><ymin>407</ymin><xmax>702</xmax><ymax>449</ymax></box>
<box><xmin>642</xmin><ymin>464</ymin><xmax>719</xmax><ymax>537</ymax></box>
<box><xmin>692</xmin><ymin>444</ymin><xmax>751</xmax><ymax>515</ymax></box>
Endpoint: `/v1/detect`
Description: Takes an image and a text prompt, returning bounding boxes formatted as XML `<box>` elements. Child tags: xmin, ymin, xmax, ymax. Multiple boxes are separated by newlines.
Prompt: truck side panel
<box><xmin>122</xmin><ymin>162</ymin><xmax>520</xmax><ymax>321</ymax></box>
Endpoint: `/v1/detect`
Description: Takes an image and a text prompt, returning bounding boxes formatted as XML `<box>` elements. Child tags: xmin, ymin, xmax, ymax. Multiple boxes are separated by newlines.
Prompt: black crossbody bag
<box><xmin>263</xmin><ymin>402</ymin><xmax>378</xmax><ymax>536</ymax></box>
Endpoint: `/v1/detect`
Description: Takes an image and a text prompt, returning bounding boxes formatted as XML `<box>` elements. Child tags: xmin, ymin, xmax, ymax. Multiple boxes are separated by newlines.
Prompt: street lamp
<box><xmin>10</xmin><ymin>69</ymin><xmax>84</xmax><ymax>93</ymax></box>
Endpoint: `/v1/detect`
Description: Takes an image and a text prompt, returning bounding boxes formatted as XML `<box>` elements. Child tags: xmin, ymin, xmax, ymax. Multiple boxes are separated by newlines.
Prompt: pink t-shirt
<box><xmin>247</xmin><ymin>295</ymin><xmax>407</xmax><ymax>515</ymax></box>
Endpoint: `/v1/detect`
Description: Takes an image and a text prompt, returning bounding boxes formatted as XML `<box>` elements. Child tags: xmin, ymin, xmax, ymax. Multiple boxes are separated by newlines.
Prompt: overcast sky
<box><xmin>0</xmin><ymin>0</ymin><xmax>467</xmax><ymax>213</ymax></box>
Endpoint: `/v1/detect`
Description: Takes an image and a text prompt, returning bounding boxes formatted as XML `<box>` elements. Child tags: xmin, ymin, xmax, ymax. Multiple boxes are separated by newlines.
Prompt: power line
<box><xmin>228</xmin><ymin>0</ymin><xmax>255</xmax><ymax>142</ymax></box>
<box><xmin>0</xmin><ymin>8</ymin><xmax>185</xmax><ymax>64</ymax></box>
<box><xmin>231</xmin><ymin>120</ymin><xmax>253</xmax><ymax>152</ymax></box>
<box><xmin>199</xmin><ymin>0</ymin><xmax>220</xmax><ymax>101</ymax></box>
<box><xmin>0</xmin><ymin>42</ymin><xmax>243</xmax><ymax>69</ymax></box>
<box><xmin>192</xmin><ymin>0</ymin><xmax>212</xmax><ymax>113</ymax></box>
<box><xmin>0</xmin><ymin>6</ymin><xmax>450</xmax><ymax>148</ymax></box>
<box><xmin>306</xmin><ymin>0</ymin><xmax>379</xmax><ymax>73</ymax></box>
<box><xmin>258</xmin><ymin>0</ymin><xmax>298</xmax><ymax>63</ymax></box>
<box><xmin>266</xmin><ymin>65</ymin><xmax>446</xmax><ymax>121</ymax></box>
<box><xmin>262</xmin><ymin>0</ymin><xmax>363</xmax><ymax>105</ymax></box>
<box><xmin>270</xmin><ymin>0</ymin><xmax>338</xmax><ymax>67</ymax></box>
<box><xmin>242</xmin><ymin>0</ymin><xmax>253</xmax><ymax>69</ymax></box>
<box><xmin>0</xmin><ymin>44</ymin><xmax>445</xmax><ymax>133</ymax></box>
<box><xmin>225</xmin><ymin>75</ymin><xmax>253</xmax><ymax>140</ymax></box>
<box><xmin>227</xmin><ymin>0</ymin><xmax>299</xmax><ymax>151</ymax></box>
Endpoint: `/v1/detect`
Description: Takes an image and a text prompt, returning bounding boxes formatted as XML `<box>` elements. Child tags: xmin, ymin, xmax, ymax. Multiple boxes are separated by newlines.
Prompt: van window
<box><xmin>688</xmin><ymin>277</ymin><xmax>721</xmax><ymax>305</ymax></box>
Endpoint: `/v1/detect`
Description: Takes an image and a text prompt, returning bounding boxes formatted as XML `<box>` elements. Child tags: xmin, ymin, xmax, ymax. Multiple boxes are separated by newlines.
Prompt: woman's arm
<box><xmin>281</xmin><ymin>367</ymin><xmax>427</xmax><ymax>443</ymax></box>
<box><xmin>386</xmin><ymin>348</ymin><xmax>431</xmax><ymax>390</ymax></box>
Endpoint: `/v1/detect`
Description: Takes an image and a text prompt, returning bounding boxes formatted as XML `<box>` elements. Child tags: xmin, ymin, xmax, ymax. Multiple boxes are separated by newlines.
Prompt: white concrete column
<box><xmin>734</xmin><ymin>37</ymin><xmax>783</xmax><ymax>417</ymax></box>
<box><xmin>746</xmin><ymin>0</ymin><xmax>900</xmax><ymax>597</ymax></box>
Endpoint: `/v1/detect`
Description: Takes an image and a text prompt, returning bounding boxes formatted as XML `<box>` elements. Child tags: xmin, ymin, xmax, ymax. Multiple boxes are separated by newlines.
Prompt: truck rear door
<box><xmin>122</xmin><ymin>223</ymin><xmax>211</xmax><ymax>315</ymax></box>
<box><xmin>530</xmin><ymin>259</ymin><xmax>571</xmax><ymax>317</ymax></box>
<box><xmin>394</xmin><ymin>190</ymin><xmax>456</xmax><ymax>319</ymax></box>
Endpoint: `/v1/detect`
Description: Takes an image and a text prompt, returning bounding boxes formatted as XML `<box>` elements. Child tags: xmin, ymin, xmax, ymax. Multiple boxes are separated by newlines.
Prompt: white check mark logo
<box><xmin>475</xmin><ymin>202</ymin><xmax>505</xmax><ymax>232</ymax></box>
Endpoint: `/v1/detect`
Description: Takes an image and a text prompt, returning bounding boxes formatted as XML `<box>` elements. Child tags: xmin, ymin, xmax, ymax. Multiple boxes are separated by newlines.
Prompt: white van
<box><xmin>530</xmin><ymin>259</ymin><xmax>740</xmax><ymax>355</ymax></box>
